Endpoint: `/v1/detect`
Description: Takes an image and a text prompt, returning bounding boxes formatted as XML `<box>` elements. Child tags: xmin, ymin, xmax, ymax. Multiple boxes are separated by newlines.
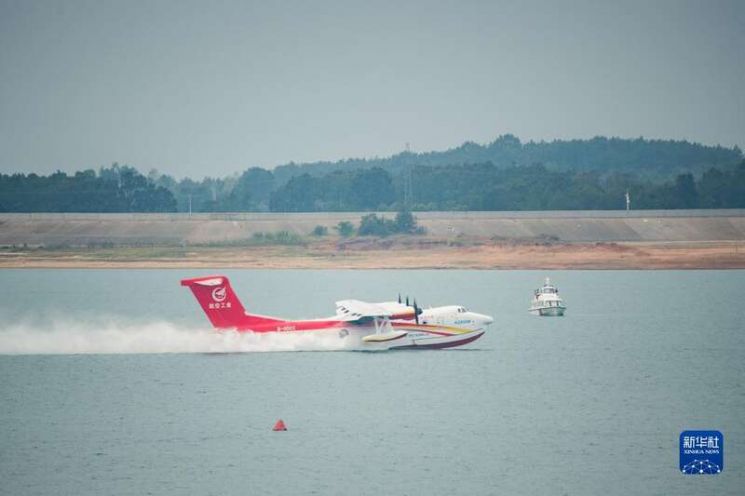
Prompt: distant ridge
<box><xmin>272</xmin><ymin>135</ymin><xmax>742</xmax><ymax>184</ymax></box>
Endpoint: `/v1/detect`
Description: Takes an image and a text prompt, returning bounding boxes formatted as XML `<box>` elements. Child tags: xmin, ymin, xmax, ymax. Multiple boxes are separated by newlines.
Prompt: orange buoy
<box><xmin>272</xmin><ymin>419</ymin><xmax>287</xmax><ymax>431</ymax></box>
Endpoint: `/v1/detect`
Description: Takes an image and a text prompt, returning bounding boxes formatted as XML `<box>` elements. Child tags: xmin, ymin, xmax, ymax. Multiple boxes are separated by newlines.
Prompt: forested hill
<box><xmin>272</xmin><ymin>135</ymin><xmax>742</xmax><ymax>185</ymax></box>
<box><xmin>1</xmin><ymin>136</ymin><xmax>744</xmax><ymax>213</ymax></box>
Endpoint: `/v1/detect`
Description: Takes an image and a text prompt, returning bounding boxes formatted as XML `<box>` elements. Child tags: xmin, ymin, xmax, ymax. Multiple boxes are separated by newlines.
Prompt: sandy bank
<box><xmin>1</xmin><ymin>241</ymin><xmax>743</xmax><ymax>269</ymax></box>
<box><xmin>2</xmin><ymin>210</ymin><xmax>745</xmax><ymax>247</ymax></box>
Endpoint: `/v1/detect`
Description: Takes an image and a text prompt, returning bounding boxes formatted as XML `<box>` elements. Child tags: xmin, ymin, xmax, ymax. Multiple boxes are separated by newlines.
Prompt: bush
<box><xmin>358</xmin><ymin>214</ymin><xmax>395</xmax><ymax>236</ymax></box>
<box><xmin>394</xmin><ymin>210</ymin><xmax>416</xmax><ymax>233</ymax></box>
<box><xmin>250</xmin><ymin>231</ymin><xmax>304</xmax><ymax>245</ymax></box>
<box><xmin>335</xmin><ymin>221</ymin><xmax>355</xmax><ymax>237</ymax></box>
<box><xmin>357</xmin><ymin>210</ymin><xmax>425</xmax><ymax>237</ymax></box>
<box><xmin>311</xmin><ymin>225</ymin><xmax>328</xmax><ymax>236</ymax></box>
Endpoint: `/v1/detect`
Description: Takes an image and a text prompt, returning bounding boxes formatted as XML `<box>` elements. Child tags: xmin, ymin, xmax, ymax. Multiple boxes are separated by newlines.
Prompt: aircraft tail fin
<box><xmin>180</xmin><ymin>275</ymin><xmax>281</xmax><ymax>330</ymax></box>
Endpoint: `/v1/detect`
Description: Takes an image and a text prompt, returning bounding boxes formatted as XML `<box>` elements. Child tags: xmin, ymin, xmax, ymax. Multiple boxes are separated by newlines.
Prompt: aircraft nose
<box><xmin>477</xmin><ymin>313</ymin><xmax>494</xmax><ymax>326</ymax></box>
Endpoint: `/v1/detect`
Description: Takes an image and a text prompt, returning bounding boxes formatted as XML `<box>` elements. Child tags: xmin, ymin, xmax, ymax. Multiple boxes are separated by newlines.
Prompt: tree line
<box><xmin>0</xmin><ymin>164</ymin><xmax>176</xmax><ymax>212</ymax></box>
<box><xmin>269</xmin><ymin>135</ymin><xmax>742</xmax><ymax>184</ymax></box>
<box><xmin>1</xmin><ymin>137</ymin><xmax>743</xmax><ymax>213</ymax></box>
<box><xmin>268</xmin><ymin>161</ymin><xmax>745</xmax><ymax>211</ymax></box>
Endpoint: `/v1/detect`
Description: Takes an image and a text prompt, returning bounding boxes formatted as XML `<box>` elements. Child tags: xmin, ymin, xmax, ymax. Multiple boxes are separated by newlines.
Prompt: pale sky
<box><xmin>1</xmin><ymin>0</ymin><xmax>743</xmax><ymax>178</ymax></box>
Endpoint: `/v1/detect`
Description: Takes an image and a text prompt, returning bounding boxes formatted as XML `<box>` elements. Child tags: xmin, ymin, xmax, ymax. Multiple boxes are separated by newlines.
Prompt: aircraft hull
<box><xmin>387</xmin><ymin>330</ymin><xmax>485</xmax><ymax>350</ymax></box>
<box><xmin>231</xmin><ymin>323</ymin><xmax>485</xmax><ymax>351</ymax></box>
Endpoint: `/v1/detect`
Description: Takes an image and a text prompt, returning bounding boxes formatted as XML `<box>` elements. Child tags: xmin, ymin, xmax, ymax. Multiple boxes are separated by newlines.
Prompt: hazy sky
<box><xmin>1</xmin><ymin>0</ymin><xmax>743</xmax><ymax>178</ymax></box>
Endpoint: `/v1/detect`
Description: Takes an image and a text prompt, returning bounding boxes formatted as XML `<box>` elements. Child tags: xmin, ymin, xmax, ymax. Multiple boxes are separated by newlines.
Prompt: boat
<box><xmin>530</xmin><ymin>277</ymin><xmax>566</xmax><ymax>316</ymax></box>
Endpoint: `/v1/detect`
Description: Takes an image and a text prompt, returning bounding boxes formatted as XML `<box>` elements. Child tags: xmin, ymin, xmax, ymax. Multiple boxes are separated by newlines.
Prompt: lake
<box><xmin>0</xmin><ymin>269</ymin><xmax>743</xmax><ymax>495</ymax></box>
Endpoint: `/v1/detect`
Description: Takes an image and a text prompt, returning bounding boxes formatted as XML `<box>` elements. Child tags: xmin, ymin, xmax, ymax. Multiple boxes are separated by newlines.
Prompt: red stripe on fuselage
<box><xmin>230</xmin><ymin>319</ymin><xmax>458</xmax><ymax>336</ymax></box>
<box><xmin>235</xmin><ymin>319</ymin><xmax>347</xmax><ymax>333</ymax></box>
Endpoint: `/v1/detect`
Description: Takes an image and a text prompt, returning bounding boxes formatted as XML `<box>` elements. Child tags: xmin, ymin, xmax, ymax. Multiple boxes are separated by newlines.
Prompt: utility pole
<box><xmin>188</xmin><ymin>194</ymin><xmax>192</xmax><ymax>217</ymax></box>
<box><xmin>625</xmin><ymin>190</ymin><xmax>631</xmax><ymax>211</ymax></box>
<box><xmin>403</xmin><ymin>143</ymin><xmax>414</xmax><ymax>209</ymax></box>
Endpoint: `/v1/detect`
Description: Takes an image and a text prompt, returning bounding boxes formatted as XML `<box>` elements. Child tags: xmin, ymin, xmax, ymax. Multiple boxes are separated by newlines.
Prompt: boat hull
<box><xmin>530</xmin><ymin>306</ymin><xmax>566</xmax><ymax>317</ymax></box>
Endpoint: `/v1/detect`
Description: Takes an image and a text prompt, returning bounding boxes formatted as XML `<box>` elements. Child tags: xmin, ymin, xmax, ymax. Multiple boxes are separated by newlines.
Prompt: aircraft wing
<box><xmin>335</xmin><ymin>299</ymin><xmax>393</xmax><ymax>322</ymax></box>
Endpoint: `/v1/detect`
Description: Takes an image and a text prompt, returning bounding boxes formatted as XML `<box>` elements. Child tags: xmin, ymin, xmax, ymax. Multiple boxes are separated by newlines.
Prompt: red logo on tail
<box><xmin>212</xmin><ymin>286</ymin><xmax>227</xmax><ymax>302</ymax></box>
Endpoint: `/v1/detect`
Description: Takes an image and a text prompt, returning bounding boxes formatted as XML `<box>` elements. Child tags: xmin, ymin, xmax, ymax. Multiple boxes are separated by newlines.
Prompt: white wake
<box><xmin>0</xmin><ymin>319</ymin><xmax>360</xmax><ymax>355</ymax></box>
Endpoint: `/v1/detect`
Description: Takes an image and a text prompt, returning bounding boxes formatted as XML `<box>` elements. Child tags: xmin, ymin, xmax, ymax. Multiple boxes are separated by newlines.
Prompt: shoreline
<box><xmin>1</xmin><ymin>241</ymin><xmax>743</xmax><ymax>269</ymax></box>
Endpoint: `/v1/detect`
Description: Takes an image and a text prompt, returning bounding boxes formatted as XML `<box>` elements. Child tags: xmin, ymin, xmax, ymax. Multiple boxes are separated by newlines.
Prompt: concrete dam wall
<box><xmin>1</xmin><ymin>210</ymin><xmax>744</xmax><ymax>247</ymax></box>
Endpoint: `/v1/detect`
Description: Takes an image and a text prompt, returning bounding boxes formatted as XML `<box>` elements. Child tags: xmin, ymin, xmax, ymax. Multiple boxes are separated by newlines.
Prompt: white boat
<box><xmin>530</xmin><ymin>277</ymin><xmax>566</xmax><ymax>316</ymax></box>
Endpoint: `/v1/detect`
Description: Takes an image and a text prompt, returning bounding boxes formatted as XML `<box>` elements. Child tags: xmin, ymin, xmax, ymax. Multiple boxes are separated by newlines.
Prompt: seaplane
<box><xmin>181</xmin><ymin>275</ymin><xmax>493</xmax><ymax>350</ymax></box>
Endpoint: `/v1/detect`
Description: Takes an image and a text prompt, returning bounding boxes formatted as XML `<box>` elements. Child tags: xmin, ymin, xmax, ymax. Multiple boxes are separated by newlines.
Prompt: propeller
<box><xmin>398</xmin><ymin>293</ymin><xmax>424</xmax><ymax>324</ymax></box>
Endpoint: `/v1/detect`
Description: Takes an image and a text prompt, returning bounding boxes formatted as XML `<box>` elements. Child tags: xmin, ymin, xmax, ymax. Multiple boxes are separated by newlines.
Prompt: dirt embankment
<box><xmin>1</xmin><ymin>211</ymin><xmax>744</xmax><ymax>269</ymax></box>
<box><xmin>1</xmin><ymin>239</ymin><xmax>743</xmax><ymax>269</ymax></box>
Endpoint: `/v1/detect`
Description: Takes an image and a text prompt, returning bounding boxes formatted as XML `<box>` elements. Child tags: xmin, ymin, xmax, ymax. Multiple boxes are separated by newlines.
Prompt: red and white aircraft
<box><xmin>181</xmin><ymin>275</ymin><xmax>493</xmax><ymax>350</ymax></box>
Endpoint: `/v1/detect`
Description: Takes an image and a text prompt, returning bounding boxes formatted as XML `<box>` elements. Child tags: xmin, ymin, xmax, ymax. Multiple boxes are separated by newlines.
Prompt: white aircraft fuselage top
<box><xmin>418</xmin><ymin>305</ymin><xmax>494</xmax><ymax>331</ymax></box>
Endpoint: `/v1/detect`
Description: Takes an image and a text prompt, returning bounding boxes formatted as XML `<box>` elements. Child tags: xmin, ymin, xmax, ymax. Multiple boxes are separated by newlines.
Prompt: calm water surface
<box><xmin>0</xmin><ymin>269</ymin><xmax>743</xmax><ymax>495</ymax></box>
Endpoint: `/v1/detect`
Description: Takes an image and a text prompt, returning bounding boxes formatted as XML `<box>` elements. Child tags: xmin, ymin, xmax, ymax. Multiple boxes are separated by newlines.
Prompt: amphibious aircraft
<box><xmin>181</xmin><ymin>275</ymin><xmax>493</xmax><ymax>350</ymax></box>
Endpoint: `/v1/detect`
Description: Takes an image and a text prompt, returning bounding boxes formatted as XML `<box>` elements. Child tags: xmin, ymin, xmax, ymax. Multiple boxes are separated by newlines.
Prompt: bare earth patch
<box><xmin>1</xmin><ymin>239</ymin><xmax>744</xmax><ymax>269</ymax></box>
